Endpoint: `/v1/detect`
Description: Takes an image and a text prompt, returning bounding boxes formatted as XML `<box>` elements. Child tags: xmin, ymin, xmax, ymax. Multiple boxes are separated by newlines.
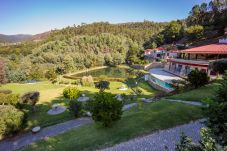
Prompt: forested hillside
<box><xmin>0</xmin><ymin>0</ymin><xmax>226</xmax><ymax>83</ymax></box>
<box><xmin>0</xmin><ymin>21</ymin><xmax>166</xmax><ymax>82</ymax></box>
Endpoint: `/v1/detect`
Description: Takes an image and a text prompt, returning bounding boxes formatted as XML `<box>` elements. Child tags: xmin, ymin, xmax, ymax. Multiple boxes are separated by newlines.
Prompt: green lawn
<box><xmin>23</xmin><ymin>100</ymin><xmax>203</xmax><ymax>151</ymax></box>
<box><xmin>0</xmin><ymin>80</ymin><xmax>157</xmax><ymax>130</ymax></box>
<box><xmin>167</xmin><ymin>83</ymin><xmax>220</xmax><ymax>102</ymax></box>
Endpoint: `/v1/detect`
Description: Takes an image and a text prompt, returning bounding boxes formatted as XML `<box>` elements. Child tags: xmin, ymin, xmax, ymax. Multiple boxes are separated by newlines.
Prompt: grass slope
<box><xmin>167</xmin><ymin>83</ymin><xmax>220</xmax><ymax>102</ymax></box>
<box><xmin>0</xmin><ymin>81</ymin><xmax>157</xmax><ymax>130</ymax></box>
<box><xmin>23</xmin><ymin>100</ymin><xmax>203</xmax><ymax>151</ymax></box>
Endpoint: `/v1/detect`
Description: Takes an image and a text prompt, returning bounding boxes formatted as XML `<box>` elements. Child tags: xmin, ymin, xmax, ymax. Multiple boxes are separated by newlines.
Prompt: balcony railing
<box><xmin>168</xmin><ymin>58</ymin><xmax>210</xmax><ymax>65</ymax></box>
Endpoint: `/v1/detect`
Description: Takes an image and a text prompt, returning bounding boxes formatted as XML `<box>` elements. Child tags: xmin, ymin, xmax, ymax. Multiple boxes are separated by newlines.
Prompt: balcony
<box><xmin>168</xmin><ymin>58</ymin><xmax>210</xmax><ymax>66</ymax></box>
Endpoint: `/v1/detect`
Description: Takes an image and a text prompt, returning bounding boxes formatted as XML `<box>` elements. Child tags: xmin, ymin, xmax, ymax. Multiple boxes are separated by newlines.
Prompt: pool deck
<box><xmin>149</xmin><ymin>68</ymin><xmax>182</xmax><ymax>83</ymax></box>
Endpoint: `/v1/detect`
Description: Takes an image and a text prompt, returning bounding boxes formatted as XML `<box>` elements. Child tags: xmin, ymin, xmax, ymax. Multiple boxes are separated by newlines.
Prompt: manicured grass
<box><xmin>23</xmin><ymin>100</ymin><xmax>203</xmax><ymax>151</ymax></box>
<box><xmin>0</xmin><ymin>80</ymin><xmax>157</xmax><ymax>130</ymax></box>
<box><xmin>167</xmin><ymin>83</ymin><xmax>220</xmax><ymax>102</ymax></box>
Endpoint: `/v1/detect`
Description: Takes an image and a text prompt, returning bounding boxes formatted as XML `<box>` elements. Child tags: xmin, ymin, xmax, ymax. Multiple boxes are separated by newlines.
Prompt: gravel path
<box><xmin>101</xmin><ymin>119</ymin><xmax>205</xmax><ymax>151</ymax></box>
<box><xmin>166</xmin><ymin>99</ymin><xmax>205</xmax><ymax>107</ymax></box>
<box><xmin>0</xmin><ymin>117</ymin><xmax>92</xmax><ymax>151</ymax></box>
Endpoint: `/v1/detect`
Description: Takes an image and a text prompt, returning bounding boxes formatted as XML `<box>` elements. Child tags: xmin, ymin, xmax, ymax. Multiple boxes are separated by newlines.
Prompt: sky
<box><xmin>0</xmin><ymin>0</ymin><xmax>210</xmax><ymax>35</ymax></box>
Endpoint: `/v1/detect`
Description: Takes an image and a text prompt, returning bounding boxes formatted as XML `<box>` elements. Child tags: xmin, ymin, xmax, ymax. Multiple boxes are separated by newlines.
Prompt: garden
<box><xmin>2</xmin><ymin>67</ymin><xmax>225</xmax><ymax>151</ymax></box>
<box><xmin>0</xmin><ymin>67</ymin><xmax>158</xmax><ymax>139</ymax></box>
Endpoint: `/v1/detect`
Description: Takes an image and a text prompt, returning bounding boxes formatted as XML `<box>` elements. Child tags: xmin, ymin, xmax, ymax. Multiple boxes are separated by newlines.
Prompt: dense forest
<box><xmin>0</xmin><ymin>0</ymin><xmax>226</xmax><ymax>83</ymax></box>
<box><xmin>144</xmin><ymin>0</ymin><xmax>227</xmax><ymax>48</ymax></box>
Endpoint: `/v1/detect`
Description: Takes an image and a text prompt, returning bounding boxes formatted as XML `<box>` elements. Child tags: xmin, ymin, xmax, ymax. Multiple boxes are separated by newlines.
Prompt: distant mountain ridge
<box><xmin>0</xmin><ymin>34</ymin><xmax>33</xmax><ymax>43</ymax></box>
<box><xmin>0</xmin><ymin>32</ymin><xmax>51</xmax><ymax>43</ymax></box>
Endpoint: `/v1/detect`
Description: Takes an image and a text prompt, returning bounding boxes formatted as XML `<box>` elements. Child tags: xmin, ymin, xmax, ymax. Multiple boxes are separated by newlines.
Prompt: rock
<box><xmin>85</xmin><ymin>111</ymin><xmax>92</xmax><ymax>117</ymax></box>
<box><xmin>32</xmin><ymin>126</ymin><xmax>41</xmax><ymax>133</ymax></box>
<box><xmin>77</xmin><ymin>96</ymin><xmax>90</xmax><ymax>102</ymax></box>
<box><xmin>115</xmin><ymin>94</ymin><xmax>123</xmax><ymax>101</ymax></box>
<box><xmin>141</xmin><ymin>98</ymin><xmax>153</xmax><ymax>103</ymax></box>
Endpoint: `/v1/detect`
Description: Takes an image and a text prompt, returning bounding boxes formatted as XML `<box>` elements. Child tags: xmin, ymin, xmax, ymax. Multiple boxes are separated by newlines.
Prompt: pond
<box><xmin>71</xmin><ymin>67</ymin><xmax>132</xmax><ymax>78</ymax></box>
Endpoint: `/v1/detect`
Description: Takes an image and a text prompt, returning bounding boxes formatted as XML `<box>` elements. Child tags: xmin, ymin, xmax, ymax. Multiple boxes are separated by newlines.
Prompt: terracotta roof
<box><xmin>168</xmin><ymin>50</ymin><xmax>179</xmax><ymax>53</ymax></box>
<box><xmin>181</xmin><ymin>44</ymin><xmax>227</xmax><ymax>54</ymax></box>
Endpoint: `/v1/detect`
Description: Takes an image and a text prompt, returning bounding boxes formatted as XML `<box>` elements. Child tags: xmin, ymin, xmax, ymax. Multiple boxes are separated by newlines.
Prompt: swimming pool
<box><xmin>148</xmin><ymin>75</ymin><xmax>174</xmax><ymax>91</ymax></box>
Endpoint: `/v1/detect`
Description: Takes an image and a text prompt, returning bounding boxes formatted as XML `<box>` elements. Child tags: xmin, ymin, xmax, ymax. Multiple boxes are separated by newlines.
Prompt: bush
<box><xmin>45</xmin><ymin>69</ymin><xmax>57</xmax><ymax>81</ymax></box>
<box><xmin>63</xmin><ymin>87</ymin><xmax>80</xmax><ymax>100</ymax></box>
<box><xmin>0</xmin><ymin>93</ymin><xmax>20</xmax><ymax>106</ymax></box>
<box><xmin>0</xmin><ymin>105</ymin><xmax>24</xmax><ymax>137</ymax></box>
<box><xmin>90</xmin><ymin>92</ymin><xmax>123</xmax><ymax>127</ymax></box>
<box><xmin>0</xmin><ymin>90</ymin><xmax>12</xmax><ymax>94</ymax></box>
<box><xmin>216</xmin><ymin>71</ymin><xmax>227</xmax><ymax>102</ymax></box>
<box><xmin>175</xmin><ymin>129</ymin><xmax>218</xmax><ymax>151</ymax></box>
<box><xmin>21</xmin><ymin>91</ymin><xmax>40</xmax><ymax>112</ymax></box>
<box><xmin>95</xmin><ymin>80</ymin><xmax>110</xmax><ymax>91</ymax></box>
<box><xmin>187</xmin><ymin>69</ymin><xmax>209</xmax><ymax>88</ymax></box>
<box><xmin>209</xmin><ymin>59</ymin><xmax>227</xmax><ymax>75</ymax></box>
<box><xmin>69</xmin><ymin>100</ymin><xmax>83</xmax><ymax>117</ymax></box>
<box><xmin>71</xmin><ymin>79</ymin><xmax>81</xmax><ymax>85</ymax></box>
<box><xmin>81</xmin><ymin>76</ymin><xmax>94</xmax><ymax>86</ymax></box>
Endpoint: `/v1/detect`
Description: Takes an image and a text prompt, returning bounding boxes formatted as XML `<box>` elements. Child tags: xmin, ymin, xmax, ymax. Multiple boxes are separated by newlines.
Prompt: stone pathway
<box><xmin>101</xmin><ymin>119</ymin><xmax>205</xmax><ymax>151</ymax></box>
<box><xmin>166</xmin><ymin>99</ymin><xmax>205</xmax><ymax>107</ymax></box>
<box><xmin>122</xmin><ymin>103</ymin><xmax>138</xmax><ymax>111</ymax></box>
<box><xmin>0</xmin><ymin>118</ymin><xmax>92</xmax><ymax>151</ymax></box>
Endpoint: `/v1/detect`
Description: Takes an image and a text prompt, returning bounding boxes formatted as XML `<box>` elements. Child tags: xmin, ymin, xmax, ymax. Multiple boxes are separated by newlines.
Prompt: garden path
<box><xmin>101</xmin><ymin>119</ymin><xmax>205</xmax><ymax>151</ymax></box>
<box><xmin>0</xmin><ymin>118</ymin><xmax>92</xmax><ymax>151</ymax></box>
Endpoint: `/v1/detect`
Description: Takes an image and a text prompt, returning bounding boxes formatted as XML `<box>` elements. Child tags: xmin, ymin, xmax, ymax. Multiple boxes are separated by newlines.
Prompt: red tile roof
<box><xmin>181</xmin><ymin>44</ymin><xmax>227</xmax><ymax>54</ymax></box>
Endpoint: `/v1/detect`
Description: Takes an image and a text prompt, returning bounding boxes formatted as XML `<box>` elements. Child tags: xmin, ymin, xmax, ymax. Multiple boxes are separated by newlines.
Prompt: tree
<box><xmin>69</xmin><ymin>100</ymin><xmax>82</xmax><ymax>117</ymax></box>
<box><xmin>45</xmin><ymin>68</ymin><xmax>57</xmax><ymax>81</ymax></box>
<box><xmin>205</xmin><ymin>72</ymin><xmax>227</xmax><ymax>146</ymax></box>
<box><xmin>0</xmin><ymin>60</ymin><xmax>6</xmax><ymax>84</ymax></box>
<box><xmin>21</xmin><ymin>91</ymin><xmax>40</xmax><ymax>112</ymax></box>
<box><xmin>95</xmin><ymin>80</ymin><xmax>110</xmax><ymax>92</ymax></box>
<box><xmin>7</xmin><ymin>70</ymin><xmax>27</xmax><ymax>82</ymax></box>
<box><xmin>186</xmin><ymin>25</ymin><xmax>204</xmax><ymax>41</ymax></box>
<box><xmin>187</xmin><ymin>69</ymin><xmax>209</xmax><ymax>88</ymax></box>
<box><xmin>163</xmin><ymin>21</ymin><xmax>184</xmax><ymax>43</ymax></box>
<box><xmin>89</xmin><ymin>92</ymin><xmax>123</xmax><ymax>127</ymax></box>
<box><xmin>63</xmin><ymin>87</ymin><xmax>80</xmax><ymax>100</ymax></box>
<box><xmin>209</xmin><ymin>59</ymin><xmax>227</xmax><ymax>75</ymax></box>
<box><xmin>29</xmin><ymin>65</ymin><xmax>44</xmax><ymax>80</ymax></box>
<box><xmin>63</xmin><ymin>55</ymin><xmax>74</xmax><ymax>72</ymax></box>
<box><xmin>112</xmin><ymin>53</ymin><xmax>124</xmax><ymax>66</ymax></box>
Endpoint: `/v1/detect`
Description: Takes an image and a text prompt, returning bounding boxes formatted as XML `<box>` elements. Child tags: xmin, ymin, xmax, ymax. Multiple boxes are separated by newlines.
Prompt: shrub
<box><xmin>45</xmin><ymin>69</ymin><xmax>57</xmax><ymax>81</ymax></box>
<box><xmin>51</xmin><ymin>79</ymin><xmax>57</xmax><ymax>84</ymax></box>
<box><xmin>71</xmin><ymin>79</ymin><xmax>81</xmax><ymax>85</ymax></box>
<box><xmin>69</xmin><ymin>100</ymin><xmax>83</xmax><ymax>117</ymax></box>
<box><xmin>0</xmin><ymin>105</ymin><xmax>24</xmax><ymax>137</ymax></box>
<box><xmin>81</xmin><ymin>76</ymin><xmax>94</xmax><ymax>86</ymax></box>
<box><xmin>175</xmin><ymin>128</ymin><xmax>218</xmax><ymax>151</ymax></box>
<box><xmin>95</xmin><ymin>80</ymin><xmax>110</xmax><ymax>92</ymax></box>
<box><xmin>209</xmin><ymin>59</ymin><xmax>227</xmax><ymax>75</ymax></box>
<box><xmin>21</xmin><ymin>91</ymin><xmax>40</xmax><ymax>112</ymax></box>
<box><xmin>187</xmin><ymin>69</ymin><xmax>209</xmax><ymax>88</ymax></box>
<box><xmin>63</xmin><ymin>87</ymin><xmax>80</xmax><ymax>100</ymax></box>
<box><xmin>90</xmin><ymin>92</ymin><xmax>123</xmax><ymax>127</ymax></box>
<box><xmin>0</xmin><ymin>89</ymin><xmax>12</xmax><ymax>94</ymax></box>
<box><xmin>0</xmin><ymin>93</ymin><xmax>20</xmax><ymax>106</ymax></box>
